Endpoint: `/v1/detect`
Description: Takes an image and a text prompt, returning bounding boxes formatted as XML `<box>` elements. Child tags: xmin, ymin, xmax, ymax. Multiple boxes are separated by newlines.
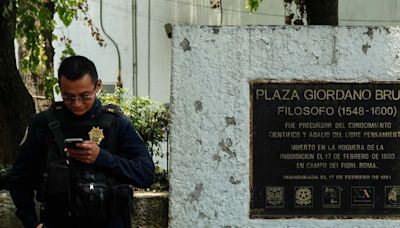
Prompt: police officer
<box><xmin>8</xmin><ymin>56</ymin><xmax>155</xmax><ymax>228</ymax></box>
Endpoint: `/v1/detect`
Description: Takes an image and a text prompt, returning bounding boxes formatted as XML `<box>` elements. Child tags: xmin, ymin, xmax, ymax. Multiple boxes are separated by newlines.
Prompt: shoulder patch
<box><xmin>102</xmin><ymin>104</ymin><xmax>123</xmax><ymax>115</ymax></box>
<box><xmin>50</xmin><ymin>101</ymin><xmax>64</xmax><ymax>111</ymax></box>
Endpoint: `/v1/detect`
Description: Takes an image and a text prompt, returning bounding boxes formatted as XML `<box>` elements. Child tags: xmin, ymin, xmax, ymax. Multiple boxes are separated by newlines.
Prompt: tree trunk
<box><xmin>18</xmin><ymin>40</ymin><xmax>52</xmax><ymax>112</ymax></box>
<box><xmin>19</xmin><ymin>2</ymin><xmax>55</xmax><ymax>112</ymax></box>
<box><xmin>284</xmin><ymin>0</ymin><xmax>307</xmax><ymax>25</ymax></box>
<box><xmin>284</xmin><ymin>0</ymin><xmax>338</xmax><ymax>25</ymax></box>
<box><xmin>0</xmin><ymin>0</ymin><xmax>35</xmax><ymax>165</ymax></box>
<box><xmin>306</xmin><ymin>0</ymin><xmax>338</xmax><ymax>25</ymax></box>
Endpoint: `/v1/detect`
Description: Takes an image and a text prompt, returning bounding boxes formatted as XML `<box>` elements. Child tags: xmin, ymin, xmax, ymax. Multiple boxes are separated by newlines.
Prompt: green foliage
<box><xmin>7</xmin><ymin>0</ymin><xmax>104</xmax><ymax>99</ymax></box>
<box><xmin>55</xmin><ymin>0</ymin><xmax>79</xmax><ymax>27</ymax></box>
<box><xmin>60</xmin><ymin>36</ymin><xmax>77</xmax><ymax>61</ymax></box>
<box><xmin>99</xmin><ymin>88</ymin><xmax>170</xmax><ymax>157</ymax></box>
<box><xmin>245</xmin><ymin>0</ymin><xmax>263</xmax><ymax>13</ymax></box>
<box><xmin>15</xmin><ymin>0</ymin><xmax>81</xmax><ymax>75</ymax></box>
<box><xmin>99</xmin><ymin>89</ymin><xmax>170</xmax><ymax>191</ymax></box>
<box><xmin>148</xmin><ymin>166</ymin><xmax>169</xmax><ymax>192</ymax></box>
<box><xmin>0</xmin><ymin>164</ymin><xmax>12</xmax><ymax>176</ymax></box>
<box><xmin>44</xmin><ymin>75</ymin><xmax>60</xmax><ymax>98</ymax></box>
<box><xmin>12</xmin><ymin>0</ymin><xmax>83</xmax><ymax>98</ymax></box>
<box><xmin>1</xmin><ymin>0</ymin><xmax>14</xmax><ymax>17</ymax></box>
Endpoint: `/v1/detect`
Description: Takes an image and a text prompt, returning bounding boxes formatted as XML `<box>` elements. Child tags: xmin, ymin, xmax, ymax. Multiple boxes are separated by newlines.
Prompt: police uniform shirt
<box><xmin>8</xmin><ymin>100</ymin><xmax>155</xmax><ymax>228</ymax></box>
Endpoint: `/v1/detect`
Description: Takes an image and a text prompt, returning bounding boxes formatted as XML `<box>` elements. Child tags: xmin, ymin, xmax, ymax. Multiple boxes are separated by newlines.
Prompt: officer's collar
<box><xmin>87</xmin><ymin>99</ymin><xmax>102</xmax><ymax>116</ymax></box>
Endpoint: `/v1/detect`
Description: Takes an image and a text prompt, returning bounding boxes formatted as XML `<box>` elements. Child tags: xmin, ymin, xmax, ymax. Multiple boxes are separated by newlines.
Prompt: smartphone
<box><xmin>64</xmin><ymin>138</ymin><xmax>84</xmax><ymax>149</ymax></box>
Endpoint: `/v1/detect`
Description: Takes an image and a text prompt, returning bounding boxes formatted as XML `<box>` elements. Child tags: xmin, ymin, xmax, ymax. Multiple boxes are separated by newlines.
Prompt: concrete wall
<box><xmin>169</xmin><ymin>25</ymin><xmax>400</xmax><ymax>227</ymax></box>
<box><xmin>339</xmin><ymin>0</ymin><xmax>400</xmax><ymax>26</ymax></box>
<box><xmin>53</xmin><ymin>1</ymin><xmax>400</xmax><ymax>104</ymax></box>
<box><xmin>53</xmin><ymin>0</ymin><xmax>133</xmax><ymax>96</ymax></box>
<box><xmin>53</xmin><ymin>0</ymin><xmax>284</xmax><ymax>103</ymax></box>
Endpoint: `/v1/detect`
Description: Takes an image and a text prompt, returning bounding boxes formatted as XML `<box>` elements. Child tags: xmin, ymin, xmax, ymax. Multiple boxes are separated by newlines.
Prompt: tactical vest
<box><xmin>47</xmin><ymin>102</ymin><xmax>120</xmax><ymax>159</ymax></box>
<box><xmin>38</xmin><ymin>102</ymin><xmax>132</xmax><ymax>223</ymax></box>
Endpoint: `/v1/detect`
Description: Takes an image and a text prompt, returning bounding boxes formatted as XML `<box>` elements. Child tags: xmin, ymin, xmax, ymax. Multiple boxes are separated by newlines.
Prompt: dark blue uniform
<box><xmin>8</xmin><ymin>100</ymin><xmax>155</xmax><ymax>228</ymax></box>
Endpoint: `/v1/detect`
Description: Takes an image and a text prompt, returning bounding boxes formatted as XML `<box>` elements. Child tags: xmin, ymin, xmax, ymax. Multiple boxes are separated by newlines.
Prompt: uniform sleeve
<box><xmin>94</xmin><ymin>115</ymin><xmax>155</xmax><ymax>188</ymax></box>
<box><xmin>7</xmin><ymin>113</ymin><xmax>48</xmax><ymax>228</ymax></box>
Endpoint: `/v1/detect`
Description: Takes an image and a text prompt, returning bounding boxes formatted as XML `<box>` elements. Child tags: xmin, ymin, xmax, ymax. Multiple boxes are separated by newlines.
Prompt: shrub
<box><xmin>99</xmin><ymin>89</ymin><xmax>170</xmax><ymax>191</ymax></box>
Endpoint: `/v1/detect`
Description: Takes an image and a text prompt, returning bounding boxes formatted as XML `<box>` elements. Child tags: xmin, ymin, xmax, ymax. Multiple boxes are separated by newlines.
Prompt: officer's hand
<box><xmin>36</xmin><ymin>223</ymin><xmax>43</xmax><ymax>228</ymax></box>
<box><xmin>65</xmin><ymin>140</ymin><xmax>100</xmax><ymax>164</ymax></box>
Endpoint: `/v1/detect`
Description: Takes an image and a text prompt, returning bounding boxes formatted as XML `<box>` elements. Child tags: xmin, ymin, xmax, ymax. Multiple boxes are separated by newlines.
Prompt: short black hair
<box><xmin>58</xmin><ymin>55</ymin><xmax>98</xmax><ymax>85</ymax></box>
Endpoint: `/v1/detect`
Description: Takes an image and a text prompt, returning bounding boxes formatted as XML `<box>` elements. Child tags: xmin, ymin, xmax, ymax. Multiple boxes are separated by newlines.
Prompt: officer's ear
<box><xmin>95</xmin><ymin>79</ymin><xmax>102</xmax><ymax>93</ymax></box>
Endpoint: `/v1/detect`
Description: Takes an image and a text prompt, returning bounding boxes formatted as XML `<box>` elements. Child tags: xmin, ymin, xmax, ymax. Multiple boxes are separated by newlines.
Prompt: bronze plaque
<box><xmin>250</xmin><ymin>81</ymin><xmax>400</xmax><ymax>218</ymax></box>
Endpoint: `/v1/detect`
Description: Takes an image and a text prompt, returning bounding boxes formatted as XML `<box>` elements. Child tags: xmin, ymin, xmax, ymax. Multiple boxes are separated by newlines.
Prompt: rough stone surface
<box><xmin>132</xmin><ymin>192</ymin><xmax>169</xmax><ymax>228</ymax></box>
<box><xmin>170</xmin><ymin>26</ymin><xmax>400</xmax><ymax>227</ymax></box>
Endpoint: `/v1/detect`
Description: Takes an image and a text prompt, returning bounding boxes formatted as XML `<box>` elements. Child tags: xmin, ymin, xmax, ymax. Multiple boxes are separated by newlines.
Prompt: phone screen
<box><xmin>64</xmin><ymin>138</ymin><xmax>83</xmax><ymax>149</ymax></box>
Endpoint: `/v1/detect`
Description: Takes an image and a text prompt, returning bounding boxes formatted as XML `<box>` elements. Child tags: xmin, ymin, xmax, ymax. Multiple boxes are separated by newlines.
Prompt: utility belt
<box><xmin>37</xmin><ymin>160</ymin><xmax>133</xmax><ymax>222</ymax></box>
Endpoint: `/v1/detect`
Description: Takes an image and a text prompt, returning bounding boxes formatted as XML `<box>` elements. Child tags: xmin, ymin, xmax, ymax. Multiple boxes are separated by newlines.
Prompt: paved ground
<box><xmin>0</xmin><ymin>190</ymin><xmax>23</xmax><ymax>228</ymax></box>
<box><xmin>0</xmin><ymin>190</ymin><xmax>168</xmax><ymax>228</ymax></box>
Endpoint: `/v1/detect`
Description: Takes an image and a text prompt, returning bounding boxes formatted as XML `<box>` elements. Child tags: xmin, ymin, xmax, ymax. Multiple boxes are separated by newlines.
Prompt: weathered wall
<box><xmin>132</xmin><ymin>192</ymin><xmax>168</xmax><ymax>228</ymax></box>
<box><xmin>169</xmin><ymin>25</ymin><xmax>400</xmax><ymax>227</ymax></box>
<box><xmin>53</xmin><ymin>0</ymin><xmax>400</xmax><ymax>103</ymax></box>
